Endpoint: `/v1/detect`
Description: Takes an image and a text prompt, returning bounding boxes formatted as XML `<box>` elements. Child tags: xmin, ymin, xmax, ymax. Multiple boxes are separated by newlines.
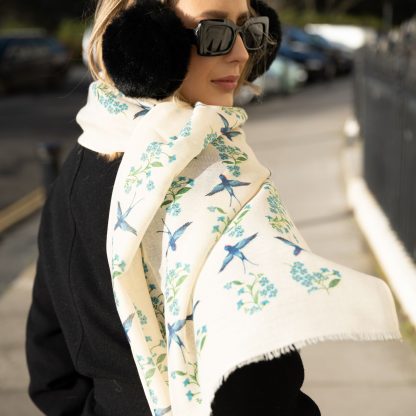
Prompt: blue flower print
<box><xmin>179</xmin><ymin>121</ymin><xmax>192</xmax><ymax>137</ymax></box>
<box><xmin>208</xmin><ymin>135</ymin><xmax>248</xmax><ymax>177</ymax></box>
<box><xmin>146</xmin><ymin>180</ymin><xmax>155</xmax><ymax>191</ymax></box>
<box><xmin>224</xmin><ymin>272</ymin><xmax>278</xmax><ymax>315</ymax></box>
<box><xmin>166</xmin><ymin>202</ymin><xmax>181</xmax><ymax>216</ymax></box>
<box><xmin>290</xmin><ymin>261</ymin><xmax>342</xmax><ymax>294</ymax></box>
<box><xmin>92</xmin><ymin>82</ymin><xmax>128</xmax><ymax>114</ymax></box>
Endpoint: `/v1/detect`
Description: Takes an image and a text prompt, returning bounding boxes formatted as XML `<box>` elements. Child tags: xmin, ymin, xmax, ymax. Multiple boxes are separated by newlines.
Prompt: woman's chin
<box><xmin>198</xmin><ymin>94</ymin><xmax>234</xmax><ymax>107</ymax></box>
<box><xmin>182</xmin><ymin>90</ymin><xmax>235</xmax><ymax>107</ymax></box>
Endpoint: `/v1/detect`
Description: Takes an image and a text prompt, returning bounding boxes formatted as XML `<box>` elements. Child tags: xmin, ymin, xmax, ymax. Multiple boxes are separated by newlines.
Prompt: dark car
<box><xmin>306</xmin><ymin>32</ymin><xmax>354</xmax><ymax>75</ymax></box>
<box><xmin>0</xmin><ymin>32</ymin><xmax>72</xmax><ymax>93</ymax></box>
<box><xmin>278</xmin><ymin>35</ymin><xmax>335</xmax><ymax>81</ymax></box>
<box><xmin>279</xmin><ymin>26</ymin><xmax>352</xmax><ymax>80</ymax></box>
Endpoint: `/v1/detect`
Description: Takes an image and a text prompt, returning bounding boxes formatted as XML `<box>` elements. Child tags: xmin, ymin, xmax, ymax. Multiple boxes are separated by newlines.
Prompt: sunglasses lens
<box><xmin>244</xmin><ymin>22</ymin><xmax>266</xmax><ymax>50</ymax></box>
<box><xmin>198</xmin><ymin>18</ymin><xmax>267</xmax><ymax>55</ymax></box>
<box><xmin>205</xmin><ymin>25</ymin><xmax>234</xmax><ymax>53</ymax></box>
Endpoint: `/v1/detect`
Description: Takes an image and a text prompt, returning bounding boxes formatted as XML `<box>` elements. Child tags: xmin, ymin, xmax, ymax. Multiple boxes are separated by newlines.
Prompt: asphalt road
<box><xmin>0</xmin><ymin>64</ymin><xmax>92</xmax><ymax>210</ymax></box>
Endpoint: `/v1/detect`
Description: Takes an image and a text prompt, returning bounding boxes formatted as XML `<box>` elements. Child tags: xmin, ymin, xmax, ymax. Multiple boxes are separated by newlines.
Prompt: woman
<box><xmin>25</xmin><ymin>0</ymin><xmax>323</xmax><ymax>414</ymax></box>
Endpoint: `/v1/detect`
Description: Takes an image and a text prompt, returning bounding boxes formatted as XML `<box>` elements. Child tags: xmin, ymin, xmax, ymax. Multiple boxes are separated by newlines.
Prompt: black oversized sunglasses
<box><xmin>185</xmin><ymin>16</ymin><xmax>269</xmax><ymax>56</ymax></box>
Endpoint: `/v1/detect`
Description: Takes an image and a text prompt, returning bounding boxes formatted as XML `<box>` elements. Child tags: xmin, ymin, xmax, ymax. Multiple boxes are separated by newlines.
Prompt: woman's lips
<box><xmin>211</xmin><ymin>80</ymin><xmax>238</xmax><ymax>91</ymax></box>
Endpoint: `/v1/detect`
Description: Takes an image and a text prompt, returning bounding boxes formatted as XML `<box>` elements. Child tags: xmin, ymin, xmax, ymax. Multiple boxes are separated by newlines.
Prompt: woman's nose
<box><xmin>226</xmin><ymin>33</ymin><xmax>250</xmax><ymax>64</ymax></box>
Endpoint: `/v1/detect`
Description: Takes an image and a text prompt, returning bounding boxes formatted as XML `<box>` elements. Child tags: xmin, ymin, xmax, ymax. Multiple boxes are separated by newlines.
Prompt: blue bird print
<box><xmin>167</xmin><ymin>300</ymin><xmax>200</xmax><ymax>363</ymax></box>
<box><xmin>218</xmin><ymin>113</ymin><xmax>241</xmax><ymax>141</ymax></box>
<box><xmin>122</xmin><ymin>312</ymin><xmax>135</xmax><ymax>343</ymax></box>
<box><xmin>154</xmin><ymin>406</ymin><xmax>171</xmax><ymax>416</ymax></box>
<box><xmin>275</xmin><ymin>236</ymin><xmax>305</xmax><ymax>256</ymax></box>
<box><xmin>114</xmin><ymin>193</ymin><xmax>143</xmax><ymax>235</ymax></box>
<box><xmin>133</xmin><ymin>102</ymin><xmax>152</xmax><ymax>119</ymax></box>
<box><xmin>219</xmin><ymin>232</ymin><xmax>258</xmax><ymax>273</ymax></box>
<box><xmin>156</xmin><ymin>218</ymin><xmax>192</xmax><ymax>257</ymax></box>
<box><xmin>205</xmin><ymin>174</ymin><xmax>250</xmax><ymax>207</ymax></box>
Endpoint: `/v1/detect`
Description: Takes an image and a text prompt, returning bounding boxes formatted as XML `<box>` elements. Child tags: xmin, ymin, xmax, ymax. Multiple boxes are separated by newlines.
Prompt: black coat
<box><xmin>25</xmin><ymin>143</ymin><xmax>321</xmax><ymax>416</ymax></box>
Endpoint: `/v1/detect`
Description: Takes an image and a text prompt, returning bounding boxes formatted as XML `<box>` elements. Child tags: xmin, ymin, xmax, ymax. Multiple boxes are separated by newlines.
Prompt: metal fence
<box><xmin>353</xmin><ymin>20</ymin><xmax>416</xmax><ymax>262</ymax></box>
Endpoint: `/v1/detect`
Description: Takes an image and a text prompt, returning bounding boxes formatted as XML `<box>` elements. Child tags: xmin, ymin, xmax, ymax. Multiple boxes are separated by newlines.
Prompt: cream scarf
<box><xmin>76</xmin><ymin>80</ymin><xmax>403</xmax><ymax>416</ymax></box>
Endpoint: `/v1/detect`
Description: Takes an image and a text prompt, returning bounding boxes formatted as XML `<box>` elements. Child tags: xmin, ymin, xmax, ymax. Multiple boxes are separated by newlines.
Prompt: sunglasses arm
<box><xmin>184</xmin><ymin>28</ymin><xmax>198</xmax><ymax>46</ymax></box>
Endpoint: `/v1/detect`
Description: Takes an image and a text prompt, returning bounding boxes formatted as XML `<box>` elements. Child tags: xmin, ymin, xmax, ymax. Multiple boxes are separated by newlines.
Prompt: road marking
<box><xmin>0</xmin><ymin>188</ymin><xmax>45</xmax><ymax>234</ymax></box>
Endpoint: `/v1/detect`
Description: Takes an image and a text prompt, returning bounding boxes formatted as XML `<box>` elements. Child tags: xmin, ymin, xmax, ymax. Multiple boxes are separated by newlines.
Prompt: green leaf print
<box><xmin>209</xmin><ymin>135</ymin><xmax>249</xmax><ymax>177</ymax></box>
<box><xmin>161</xmin><ymin>176</ymin><xmax>195</xmax><ymax>216</ymax></box>
<box><xmin>156</xmin><ymin>354</ymin><xmax>166</xmax><ymax>365</ymax></box>
<box><xmin>263</xmin><ymin>179</ymin><xmax>302</xmax><ymax>244</ymax></box>
<box><xmin>224</xmin><ymin>272</ymin><xmax>278</xmax><ymax>315</ymax></box>
<box><xmin>329</xmin><ymin>279</ymin><xmax>341</xmax><ymax>288</ymax></box>
<box><xmin>145</xmin><ymin>368</ymin><xmax>156</xmax><ymax>380</ymax></box>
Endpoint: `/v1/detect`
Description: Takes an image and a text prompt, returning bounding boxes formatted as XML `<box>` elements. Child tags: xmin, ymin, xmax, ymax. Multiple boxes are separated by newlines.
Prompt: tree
<box><xmin>272</xmin><ymin>0</ymin><xmax>415</xmax><ymax>25</ymax></box>
<box><xmin>1</xmin><ymin>0</ymin><xmax>93</xmax><ymax>31</ymax></box>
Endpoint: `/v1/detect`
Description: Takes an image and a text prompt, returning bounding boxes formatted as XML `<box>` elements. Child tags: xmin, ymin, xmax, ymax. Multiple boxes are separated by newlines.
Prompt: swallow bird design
<box><xmin>153</xmin><ymin>406</ymin><xmax>172</xmax><ymax>416</ymax></box>
<box><xmin>275</xmin><ymin>236</ymin><xmax>305</xmax><ymax>256</ymax></box>
<box><xmin>156</xmin><ymin>218</ymin><xmax>192</xmax><ymax>257</ymax></box>
<box><xmin>122</xmin><ymin>312</ymin><xmax>135</xmax><ymax>343</ymax></box>
<box><xmin>219</xmin><ymin>232</ymin><xmax>259</xmax><ymax>273</ymax></box>
<box><xmin>205</xmin><ymin>174</ymin><xmax>250</xmax><ymax>207</ymax></box>
<box><xmin>114</xmin><ymin>193</ymin><xmax>143</xmax><ymax>235</ymax></box>
<box><xmin>167</xmin><ymin>300</ymin><xmax>200</xmax><ymax>363</ymax></box>
<box><xmin>218</xmin><ymin>113</ymin><xmax>242</xmax><ymax>141</ymax></box>
<box><xmin>133</xmin><ymin>102</ymin><xmax>152</xmax><ymax>119</ymax></box>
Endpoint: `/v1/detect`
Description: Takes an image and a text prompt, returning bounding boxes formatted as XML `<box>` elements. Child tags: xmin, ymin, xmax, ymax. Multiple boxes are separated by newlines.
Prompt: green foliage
<box><xmin>280</xmin><ymin>8</ymin><xmax>384</xmax><ymax>30</ymax></box>
<box><xmin>55</xmin><ymin>18</ymin><xmax>89</xmax><ymax>62</ymax></box>
<box><xmin>0</xmin><ymin>17</ymin><xmax>32</xmax><ymax>32</ymax></box>
<box><xmin>0</xmin><ymin>14</ymin><xmax>89</xmax><ymax>63</ymax></box>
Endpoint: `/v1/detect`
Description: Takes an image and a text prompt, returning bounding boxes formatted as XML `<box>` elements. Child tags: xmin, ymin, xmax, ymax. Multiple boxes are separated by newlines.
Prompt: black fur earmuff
<box><xmin>247</xmin><ymin>0</ymin><xmax>282</xmax><ymax>82</ymax></box>
<box><xmin>102</xmin><ymin>0</ymin><xmax>282</xmax><ymax>99</ymax></box>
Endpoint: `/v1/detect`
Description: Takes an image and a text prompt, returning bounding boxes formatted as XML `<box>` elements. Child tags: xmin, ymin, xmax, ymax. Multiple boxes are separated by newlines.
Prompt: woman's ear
<box><xmin>247</xmin><ymin>0</ymin><xmax>282</xmax><ymax>82</ymax></box>
<box><xmin>102</xmin><ymin>0</ymin><xmax>193</xmax><ymax>99</ymax></box>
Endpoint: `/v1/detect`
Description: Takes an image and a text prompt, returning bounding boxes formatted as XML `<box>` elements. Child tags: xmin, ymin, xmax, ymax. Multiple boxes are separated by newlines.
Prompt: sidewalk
<box><xmin>244</xmin><ymin>79</ymin><xmax>416</xmax><ymax>415</ymax></box>
<box><xmin>0</xmin><ymin>216</ymin><xmax>42</xmax><ymax>416</ymax></box>
<box><xmin>1</xmin><ymin>78</ymin><xmax>416</xmax><ymax>415</ymax></box>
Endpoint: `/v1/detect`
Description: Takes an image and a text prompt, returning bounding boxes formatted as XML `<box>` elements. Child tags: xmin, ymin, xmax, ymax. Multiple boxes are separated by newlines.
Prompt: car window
<box><xmin>2</xmin><ymin>39</ymin><xmax>34</xmax><ymax>62</ymax></box>
<box><xmin>0</xmin><ymin>38</ymin><xmax>9</xmax><ymax>59</ymax></box>
<box><xmin>2</xmin><ymin>37</ymin><xmax>51</xmax><ymax>63</ymax></box>
<box><xmin>30</xmin><ymin>38</ymin><xmax>53</xmax><ymax>57</ymax></box>
<box><xmin>43</xmin><ymin>37</ymin><xmax>66</xmax><ymax>54</ymax></box>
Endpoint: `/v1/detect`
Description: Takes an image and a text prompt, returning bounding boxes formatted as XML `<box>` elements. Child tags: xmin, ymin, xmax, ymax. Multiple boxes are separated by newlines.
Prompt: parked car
<box><xmin>278</xmin><ymin>35</ymin><xmax>334</xmax><ymax>81</ymax></box>
<box><xmin>304</xmin><ymin>23</ymin><xmax>377</xmax><ymax>51</ymax></box>
<box><xmin>305</xmin><ymin>32</ymin><xmax>354</xmax><ymax>75</ymax></box>
<box><xmin>234</xmin><ymin>56</ymin><xmax>307</xmax><ymax>105</ymax></box>
<box><xmin>279</xmin><ymin>26</ymin><xmax>353</xmax><ymax>80</ymax></box>
<box><xmin>255</xmin><ymin>55</ymin><xmax>307</xmax><ymax>96</ymax></box>
<box><xmin>0</xmin><ymin>31</ymin><xmax>71</xmax><ymax>93</ymax></box>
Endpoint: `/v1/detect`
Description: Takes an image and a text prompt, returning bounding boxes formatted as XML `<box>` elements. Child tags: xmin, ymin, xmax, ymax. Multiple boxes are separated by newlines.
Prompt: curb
<box><xmin>0</xmin><ymin>188</ymin><xmax>45</xmax><ymax>235</ymax></box>
<box><xmin>340</xmin><ymin>117</ymin><xmax>416</xmax><ymax>332</ymax></box>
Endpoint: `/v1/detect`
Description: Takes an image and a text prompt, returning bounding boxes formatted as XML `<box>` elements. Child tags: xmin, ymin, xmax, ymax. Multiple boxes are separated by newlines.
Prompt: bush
<box><xmin>55</xmin><ymin>18</ymin><xmax>90</xmax><ymax>63</ymax></box>
<box><xmin>279</xmin><ymin>8</ymin><xmax>383</xmax><ymax>30</ymax></box>
<box><xmin>0</xmin><ymin>17</ymin><xmax>28</xmax><ymax>32</ymax></box>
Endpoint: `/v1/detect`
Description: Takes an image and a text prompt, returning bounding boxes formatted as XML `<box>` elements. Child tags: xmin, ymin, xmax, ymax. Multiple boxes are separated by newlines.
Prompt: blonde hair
<box><xmin>87</xmin><ymin>0</ymin><xmax>276</xmax><ymax>160</ymax></box>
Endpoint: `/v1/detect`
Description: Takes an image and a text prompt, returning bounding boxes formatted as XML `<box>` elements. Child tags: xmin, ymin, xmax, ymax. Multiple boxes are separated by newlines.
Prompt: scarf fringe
<box><xmin>210</xmin><ymin>331</ymin><xmax>402</xmax><ymax>413</ymax></box>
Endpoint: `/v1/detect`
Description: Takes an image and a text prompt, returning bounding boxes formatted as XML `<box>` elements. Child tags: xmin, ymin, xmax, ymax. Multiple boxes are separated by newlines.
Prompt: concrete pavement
<box><xmin>1</xmin><ymin>76</ymin><xmax>415</xmax><ymax>415</ymax></box>
<box><xmin>244</xmin><ymin>77</ymin><xmax>416</xmax><ymax>415</ymax></box>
